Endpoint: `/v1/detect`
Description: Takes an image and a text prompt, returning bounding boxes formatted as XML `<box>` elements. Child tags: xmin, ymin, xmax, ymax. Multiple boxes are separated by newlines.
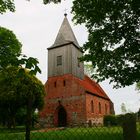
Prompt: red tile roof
<box><xmin>74</xmin><ymin>75</ymin><xmax>110</xmax><ymax>100</ymax></box>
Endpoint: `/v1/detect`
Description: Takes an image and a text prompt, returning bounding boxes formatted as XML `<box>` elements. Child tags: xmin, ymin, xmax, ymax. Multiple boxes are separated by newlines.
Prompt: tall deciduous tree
<box><xmin>0</xmin><ymin>66</ymin><xmax>45</xmax><ymax>128</ymax></box>
<box><xmin>0</xmin><ymin>1</ymin><xmax>44</xmax><ymax>139</ymax></box>
<box><xmin>72</xmin><ymin>0</ymin><xmax>140</xmax><ymax>88</ymax></box>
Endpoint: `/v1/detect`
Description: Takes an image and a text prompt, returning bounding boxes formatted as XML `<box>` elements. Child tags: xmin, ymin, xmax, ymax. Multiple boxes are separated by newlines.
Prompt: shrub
<box><xmin>104</xmin><ymin>113</ymin><xmax>137</xmax><ymax>127</ymax></box>
<box><xmin>104</xmin><ymin>115</ymin><xmax>118</xmax><ymax>126</ymax></box>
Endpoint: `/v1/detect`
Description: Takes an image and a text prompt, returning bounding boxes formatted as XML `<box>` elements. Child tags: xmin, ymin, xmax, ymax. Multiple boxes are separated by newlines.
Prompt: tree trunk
<box><xmin>7</xmin><ymin>116</ymin><xmax>12</xmax><ymax>129</ymax></box>
<box><xmin>25</xmin><ymin>97</ymin><xmax>32</xmax><ymax>140</ymax></box>
<box><xmin>12</xmin><ymin>116</ymin><xmax>16</xmax><ymax>129</ymax></box>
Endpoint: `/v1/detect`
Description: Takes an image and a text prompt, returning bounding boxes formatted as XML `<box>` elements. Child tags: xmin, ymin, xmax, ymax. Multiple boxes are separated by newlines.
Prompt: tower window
<box><xmin>57</xmin><ymin>56</ymin><xmax>62</xmax><ymax>66</ymax></box>
<box><xmin>91</xmin><ymin>100</ymin><xmax>94</xmax><ymax>113</ymax></box>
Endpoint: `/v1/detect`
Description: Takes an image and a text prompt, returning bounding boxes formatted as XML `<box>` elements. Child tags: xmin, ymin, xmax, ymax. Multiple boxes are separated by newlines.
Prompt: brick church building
<box><xmin>40</xmin><ymin>14</ymin><xmax>114</xmax><ymax>127</ymax></box>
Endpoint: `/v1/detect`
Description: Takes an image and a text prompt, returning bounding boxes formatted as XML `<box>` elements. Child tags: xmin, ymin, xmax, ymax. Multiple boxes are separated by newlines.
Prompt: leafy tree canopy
<box><xmin>0</xmin><ymin>66</ymin><xmax>45</xmax><ymax>127</ymax></box>
<box><xmin>43</xmin><ymin>0</ymin><xmax>61</xmax><ymax>4</ymax></box>
<box><xmin>84</xmin><ymin>63</ymin><xmax>95</xmax><ymax>78</ymax></box>
<box><xmin>0</xmin><ymin>26</ymin><xmax>41</xmax><ymax>75</ymax></box>
<box><xmin>72</xmin><ymin>0</ymin><xmax>140</xmax><ymax>88</ymax></box>
<box><xmin>0</xmin><ymin>66</ymin><xmax>45</xmax><ymax>109</ymax></box>
<box><xmin>0</xmin><ymin>26</ymin><xmax>21</xmax><ymax>68</ymax></box>
<box><xmin>0</xmin><ymin>0</ymin><xmax>15</xmax><ymax>14</ymax></box>
<box><xmin>0</xmin><ymin>27</ymin><xmax>21</xmax><ymax>54</ymax></box>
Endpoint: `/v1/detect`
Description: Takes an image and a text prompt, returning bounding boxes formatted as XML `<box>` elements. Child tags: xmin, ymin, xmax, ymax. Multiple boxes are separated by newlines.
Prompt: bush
<box><xmin>104</xmin><ymin>115</ymin><xmax>118</xmax><ymax>126</ymax></box>
<box><xmin>104</xmin><ymin>113</ymin><xmax>137</xmax><ymax>127</ymax></box>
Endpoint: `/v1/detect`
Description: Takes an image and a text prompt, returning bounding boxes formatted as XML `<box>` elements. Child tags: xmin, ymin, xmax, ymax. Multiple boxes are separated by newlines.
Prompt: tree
<box><xmin>0</xmin><ymin>66</ymin><xmax>45</xmax><ymax>129</ymax></box>
<box><xmin>0</xmin><ymin>26</ymin><xmax>41</xmax><ymax>75</ymax></box>
<box><xmin>43</xmin><ymin>0</ymin><xmax>61</xmax><ymax>4</ymax></box>
<box><xmin>0</xmin><ymin>0</ymin><xmax>15</xmax><ymax>14</ymax></box>
<box><xmin>0</xmin><ymin>23</ymin><xmax>42</xmax><ymax>129</ymax></box>
<box><xmin>0</xmin><ymin>26</ymin><xmax>22</xmax><ymax>69</ymax></box>
<box><xmin>72</xmin><ymin>0</ymin><xmax>140</xmax><ymax>88</ymax></box>
<box><xmin>0</xmin><ymin>1</ymin><xmax>45</xmax><ymax>140</ymax></box>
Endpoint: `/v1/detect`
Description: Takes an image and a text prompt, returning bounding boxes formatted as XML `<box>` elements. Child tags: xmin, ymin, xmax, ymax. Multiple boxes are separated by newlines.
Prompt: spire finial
<box><xmin>64</xmin><ymin>8</ymin><xmax>67</xmax><ymax>17</ymax></box>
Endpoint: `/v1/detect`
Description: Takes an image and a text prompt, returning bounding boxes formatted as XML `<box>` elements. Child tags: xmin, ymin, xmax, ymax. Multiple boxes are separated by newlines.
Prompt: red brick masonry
<box><xmin>40</xmin><ymin>74</ymin><xmax>114</xmax><ymax>127</ymax></box>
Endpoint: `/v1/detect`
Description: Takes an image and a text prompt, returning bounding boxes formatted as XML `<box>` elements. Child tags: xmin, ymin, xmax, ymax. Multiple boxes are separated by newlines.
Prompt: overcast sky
<box><xmin>0</xmin><ymin>0</ymin><xmax>140</xmax><ymax>114</ymax></box>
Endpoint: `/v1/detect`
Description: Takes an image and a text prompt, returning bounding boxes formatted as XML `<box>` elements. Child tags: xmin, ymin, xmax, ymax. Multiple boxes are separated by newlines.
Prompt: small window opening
<box><xmin>57</xmin><ymin>56</ymin><xmax>62</xmax><ymax>66</ymax></box>
<box><xmin>63</xmin><ymin>80</ymin><xmax>66</xmax><ymax>86</ymax></box>
<box><xmin>105</xmin><ymin>104</ymin><xmax>108</xmax><ymax>114</ymax></box>
<box><xmin>91</xmin><ymin>100</ymin><xmax>94</xmax><ymax>113</ymax></box>
<box><xmin>54</xmin><ymin>81</ymin><xmax>57</xmax><ymax>87</ymax></box>
<box><xmin>99</xmin><ymin>102</ymin><xmax>101</xmax><ymax>114</ymax></box>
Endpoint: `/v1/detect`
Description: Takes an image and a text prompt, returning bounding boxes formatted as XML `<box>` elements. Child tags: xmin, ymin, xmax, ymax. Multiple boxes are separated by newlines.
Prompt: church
<box><xmin>40</xmin><ymin>14</ymin><xmax>114</xmax><ymax>127</ymax></box>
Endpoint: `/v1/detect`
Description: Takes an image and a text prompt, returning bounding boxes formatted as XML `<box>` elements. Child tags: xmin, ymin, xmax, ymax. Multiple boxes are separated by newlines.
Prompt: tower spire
<box><xmin>49</xmin><ymin>14</ymin><xmax>80</xmax><ymax>49</ymax></box>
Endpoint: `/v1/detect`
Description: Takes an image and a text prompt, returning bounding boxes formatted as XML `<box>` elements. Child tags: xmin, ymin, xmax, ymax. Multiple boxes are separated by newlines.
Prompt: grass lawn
<box><xmin>0</xmin><ymin>126</ymin><xmax>139</xmax><ymax>140</ymax></box>
<box><xmin>31</xmin><ymin>127</ymin><xmax>123</xmax><ymax>140</ymax></box>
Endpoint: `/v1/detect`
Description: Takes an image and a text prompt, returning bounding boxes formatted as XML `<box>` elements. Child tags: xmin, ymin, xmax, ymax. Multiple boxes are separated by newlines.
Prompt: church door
<box><xmin>58</xmin><ymin>106</ymin><xmax>67</xmax><ymax>127</ymax></box>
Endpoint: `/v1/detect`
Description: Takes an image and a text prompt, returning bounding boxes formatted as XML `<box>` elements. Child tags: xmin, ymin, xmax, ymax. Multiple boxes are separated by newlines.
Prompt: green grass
<box><xmin>0</xmin><ymin>126</ymin><xmax>25</xmax><ymax>133</ymax></box>
<box><xmin>0</xmin><ymin>126</ymin><xmax>139</xmax><ymax>140</ymax></box>
<box><xmin>31</xmin><ymin>127</ymin><xmax>123</xmax><ymax>140</ymax></box>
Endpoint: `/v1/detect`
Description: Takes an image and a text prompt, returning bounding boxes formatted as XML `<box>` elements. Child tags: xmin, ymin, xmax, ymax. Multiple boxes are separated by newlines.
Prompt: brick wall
<box><xmin>85</xmin><ymin>94</ymin><xmax>111</xmax><ymax>125</ymax></box>
<box><xmin>40</xmin><ymin>74</ymin><xmax>87</xmax><ymax>127</ymax></box>
<box><xmin>40</xmin><ymin>74</ymin><xmax>113</xmax><ymax>127</ymax></box>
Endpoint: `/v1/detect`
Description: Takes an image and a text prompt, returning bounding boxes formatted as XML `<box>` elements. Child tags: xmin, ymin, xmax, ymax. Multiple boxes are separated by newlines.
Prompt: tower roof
<box><xmin>48</xmin><ymin>15</ymin><xmax>80</xmax><ymax>49</ymax></box>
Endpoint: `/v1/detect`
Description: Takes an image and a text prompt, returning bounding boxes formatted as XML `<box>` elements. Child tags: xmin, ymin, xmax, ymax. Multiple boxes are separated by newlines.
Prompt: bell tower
<box><xmin>47</xmin><ymin>14</ymin><xmax>84</xmax><ymax>79</ymax></box>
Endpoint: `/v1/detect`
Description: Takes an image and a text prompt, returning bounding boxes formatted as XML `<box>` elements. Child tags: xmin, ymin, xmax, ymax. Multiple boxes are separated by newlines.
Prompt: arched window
<box><xmin>91</xmin><ymin>100</ymin><xmax>94</xmax><ymax>113</ymax></box>
<box><xmin>99</xmin><ymin>102</ymin><xmax>101</xmax><ymax>114</ymax></box>
<box><xmin>54</xmin><ymin>81</ymin><xmax>57</xmax><ymax>87</ymax></box>
<box><xmin>63</xmin><ymin>80</ymin><xmax>66</xmax><ymax>86</ymax></box>
<box><xmin>105</xmin><ymin>104</ymin><xmax>108</xmax><ymax>114</ymax></box>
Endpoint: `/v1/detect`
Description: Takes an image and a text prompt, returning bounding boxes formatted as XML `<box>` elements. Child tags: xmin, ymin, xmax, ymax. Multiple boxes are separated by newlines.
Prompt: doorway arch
<box><xmin>57</xmin><ymin>106</ymin><xmax>67</xmax><ymax>127</ymax></box>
